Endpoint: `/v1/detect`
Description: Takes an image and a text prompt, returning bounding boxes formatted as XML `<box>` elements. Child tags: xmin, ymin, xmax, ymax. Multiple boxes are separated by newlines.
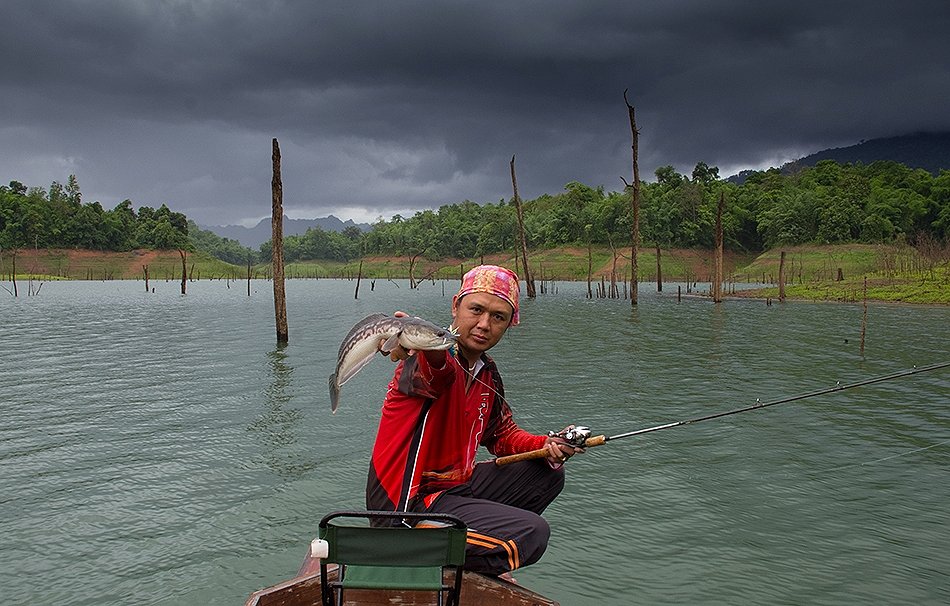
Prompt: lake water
<box><xmin>2</xmin><ymin>278</ymin><xmax>949</xmax><ymax>605</ymax></box>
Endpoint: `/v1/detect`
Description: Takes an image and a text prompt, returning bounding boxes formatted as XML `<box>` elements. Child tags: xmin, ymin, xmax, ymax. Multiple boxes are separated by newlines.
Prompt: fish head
<box><xmin>397</xmin><ymin>319</ymin><xmax>458</xmax><ymax>351</ymax></box>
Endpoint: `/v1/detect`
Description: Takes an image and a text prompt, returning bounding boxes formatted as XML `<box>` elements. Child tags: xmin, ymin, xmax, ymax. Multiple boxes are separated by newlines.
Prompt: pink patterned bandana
<box><xmin>457</xmin><ymin>265</ymin><xmax>521</xmax><ymax>325</ymax></box>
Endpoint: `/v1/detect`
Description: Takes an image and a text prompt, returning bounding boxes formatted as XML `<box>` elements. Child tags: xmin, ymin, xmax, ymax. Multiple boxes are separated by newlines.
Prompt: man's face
<box><xmin>451</xmin><ymin>291</ymin><xmax>513</xmax><ymax>358</ymax></box>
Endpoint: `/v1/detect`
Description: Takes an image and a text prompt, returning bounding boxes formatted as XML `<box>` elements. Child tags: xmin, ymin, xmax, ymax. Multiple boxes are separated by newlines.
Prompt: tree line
<box><xmin>0</xmin><ymin>177</ymin><xmax>190</xmax><ymax>251</ymax></box>
<box><xmin>261</xmin><ymin>159</ymin><xmax>950</xmax><ymax>262</ymax></box>
<box><xmin>3</xmin><ymin>159</ymin><xmax>949</xmax><ymax>264</ymax></box>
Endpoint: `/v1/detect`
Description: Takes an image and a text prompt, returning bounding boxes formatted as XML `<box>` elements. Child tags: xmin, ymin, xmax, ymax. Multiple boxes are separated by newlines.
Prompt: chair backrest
<box><xmin>318</xmin><ymin>510</ymin><xmax>467</xmax><ymax>606</ymax></box>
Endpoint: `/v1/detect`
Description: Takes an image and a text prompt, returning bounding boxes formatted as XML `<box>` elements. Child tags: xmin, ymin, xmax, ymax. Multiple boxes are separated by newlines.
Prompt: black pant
<box><xmin>422</xmin><ymin>459</ymin><xmax>565</xmax><ymax>575</ymax></box>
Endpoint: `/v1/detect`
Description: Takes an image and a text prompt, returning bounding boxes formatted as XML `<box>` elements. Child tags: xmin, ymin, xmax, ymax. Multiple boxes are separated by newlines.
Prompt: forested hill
<box><xmin>201</xmin><ymin>215</ymin><xmax>371</xmax><ymax>249</ymax></box>
<box><xmin>730</xmin><ymin>132</ymin><xmax>950</xmax><ymax>184</ymax></box>
<box><xmin>786</xmin><ymin>132</ymin><xmax>950</xmax><ymax>175</ymax></box>
<box><xmin>3</xmin><ymin>149</ymin><xmax>949</xmax><ymax>267</ymax></box>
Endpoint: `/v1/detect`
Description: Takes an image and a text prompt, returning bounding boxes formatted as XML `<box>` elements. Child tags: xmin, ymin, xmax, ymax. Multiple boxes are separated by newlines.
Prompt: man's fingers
<box><xmin>545</xmin><ymin>441</ymin><xmax>569</xmax><ymax>461</ymax></box>
<box><xmin>388</xmin><ymin>344</ymin><xmax>414</xmax><ymax>361</ymax></box>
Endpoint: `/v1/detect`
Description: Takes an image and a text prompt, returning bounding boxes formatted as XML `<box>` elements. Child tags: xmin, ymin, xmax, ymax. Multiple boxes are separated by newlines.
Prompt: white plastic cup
<box><xmin>310</xmin><ymin>538</ymin><xmax>329</xmax><ymax>559</ymax></box>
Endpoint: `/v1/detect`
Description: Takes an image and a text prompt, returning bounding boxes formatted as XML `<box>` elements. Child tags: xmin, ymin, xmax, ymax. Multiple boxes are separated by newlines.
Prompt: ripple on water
<box><xmin>2</xmin><ymin>280</ymin><xmax>949</xmax><ymax>605</ymax></box>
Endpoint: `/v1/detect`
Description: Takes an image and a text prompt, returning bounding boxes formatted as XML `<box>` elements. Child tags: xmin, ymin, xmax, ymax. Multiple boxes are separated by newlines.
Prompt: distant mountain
<box><xmin>200</xmin><ymin>215</ymin><xmax>371</xmax><ymax>248</ymax></box>
<box><xmin>728</xmin><ymin>131</ymin><xmax>950</xmax><ymax>184</ymax></box>
<box><xmin>786</xmin><ymin>132</ymin><xmax>950</xmax><ymax>173</ymax></box>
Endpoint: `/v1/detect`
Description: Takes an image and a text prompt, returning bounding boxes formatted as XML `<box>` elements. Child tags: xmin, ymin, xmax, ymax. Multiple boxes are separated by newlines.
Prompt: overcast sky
<box><xmin>3</xmin><ymin>1</ymin><xmax>949</xmax><ymax>227</ymax></box>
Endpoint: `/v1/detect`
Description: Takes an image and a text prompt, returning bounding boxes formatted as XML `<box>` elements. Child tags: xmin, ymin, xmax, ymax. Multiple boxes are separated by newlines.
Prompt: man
<box><xmin>366</xmin><ymin>264</ymin><xmax>582</xmax><ymax>576</ymax></box>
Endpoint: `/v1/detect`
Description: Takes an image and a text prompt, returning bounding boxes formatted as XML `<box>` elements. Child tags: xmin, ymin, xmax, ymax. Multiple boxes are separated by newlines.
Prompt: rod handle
<box><xmin>494</xmin><ymin>434</ymin><xmax>607</xmax><ymax>466</ymax></box>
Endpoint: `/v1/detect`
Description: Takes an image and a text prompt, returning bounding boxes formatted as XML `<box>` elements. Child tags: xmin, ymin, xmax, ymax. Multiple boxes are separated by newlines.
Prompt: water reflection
<box><xmin>249</xmin><ymin>345</ymin><xmax>313</xmax><ymax>478</ymax></box>
<box><xmin>4</xmin><ymin>280</ymin><xmax>949</xmax><ymax>606</ymax></box>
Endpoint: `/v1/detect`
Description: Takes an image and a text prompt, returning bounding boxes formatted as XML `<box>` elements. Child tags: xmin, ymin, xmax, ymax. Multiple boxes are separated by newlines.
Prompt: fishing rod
<box><xmin>494</xmin><ymin>361</ymin><xmax>950</xmax><ymax>466</ymax></box>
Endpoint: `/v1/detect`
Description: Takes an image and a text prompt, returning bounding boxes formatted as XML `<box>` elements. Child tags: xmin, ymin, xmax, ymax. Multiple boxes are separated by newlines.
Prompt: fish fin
<box><xmin>337</xmin><ymin>352</ymin><xmax>377</xmax><ymax>386</ymax></box>
<box><xmin>380</xmin><ymin>333</ymin><xmax>401</xmax><ymax>354</ymax></box>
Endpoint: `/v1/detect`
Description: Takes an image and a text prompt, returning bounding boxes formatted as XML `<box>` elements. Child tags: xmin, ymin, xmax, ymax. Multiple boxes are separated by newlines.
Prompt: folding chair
<box><xmin>318</xmin><ymin>510</ymin><xmax>467</xmax><ymax>606</ymax></box>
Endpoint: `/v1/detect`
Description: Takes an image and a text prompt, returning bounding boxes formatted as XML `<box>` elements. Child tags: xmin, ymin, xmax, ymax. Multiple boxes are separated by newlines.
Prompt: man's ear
<box><xmin>450</xmin><ymin>295</ymin><xmax>460</xmax><ymax>318</ymax></box>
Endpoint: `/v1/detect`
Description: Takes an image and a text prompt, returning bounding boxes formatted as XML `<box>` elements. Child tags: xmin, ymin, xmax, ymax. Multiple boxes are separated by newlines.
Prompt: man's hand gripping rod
<box><xmin>495</xmin><ymin>426</ymin><xmax>605</xmax><ymax>466</ymax></box>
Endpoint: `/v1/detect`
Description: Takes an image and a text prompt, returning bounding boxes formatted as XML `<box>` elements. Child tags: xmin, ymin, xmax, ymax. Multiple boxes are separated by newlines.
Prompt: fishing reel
<box><xmin>547</xmin><ymin>425</ymin><xmax>592</xmax><ymax>447</ymax></box>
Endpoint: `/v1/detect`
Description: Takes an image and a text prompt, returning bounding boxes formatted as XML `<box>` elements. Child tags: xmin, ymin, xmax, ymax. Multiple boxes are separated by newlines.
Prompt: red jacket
<box><xmin>366</xmin><ymin>350</ymin><xmax>546</xmax><ymax>512</ymax></box>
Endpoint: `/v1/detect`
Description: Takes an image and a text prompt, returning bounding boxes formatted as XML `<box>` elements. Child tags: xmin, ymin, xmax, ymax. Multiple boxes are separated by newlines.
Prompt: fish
<box><xmin>329</xmin><ymin>313</ymin><xmax>458</xmax><ymax>413</ymax></box>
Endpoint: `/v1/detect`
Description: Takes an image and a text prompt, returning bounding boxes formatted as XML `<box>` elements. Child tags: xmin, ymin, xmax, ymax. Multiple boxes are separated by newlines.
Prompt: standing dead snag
<box><xmin>778</xmin><ymin>250</ymin><xmax>787</xmax><ymax>302</ymax></box>
<box><xmin>510</xmin><ymin>155</ymin><xmax>536</xmax><ymax>298</ymax></box>
<box><xmin>712</xmin><ymin>191</ymin><xmax>724</xmax><ymax>303</ymax></box>
<box><xmin>587</xmin><ymin>240</ymin><xmax>593</xmax><ymax>299</ymax></box>
<box><xmin>143</xmin><ymin>264</ymin><xmax>150</xmax><ymax>292</ymax></box>
<box><xmin>860</xmin><ymin>277</ymin><xmax>868</xmax><ymax>356</ymax></box>
<box><xmin>606</xmin><ymin>235</ymin><xmax>621</xmax><ymax>298</ymax></box>
<box><xmin>355</xmin><ymin>260</ymin><xmax>363</xmax><ymax>300</ymax></box>
<box><xmin>624</xmin><ymin>89</ymin><xmax>641</xmax><ymax>306</ymax></box>
<box><xmin>272</xmin><ymin>138</ymin><xmax>289</xmax><ymax>345</ymax></box>
<box><xmin>178</xmin><ymin>249</ymin><xmax>187</xmax><ymax>295</ymax></box>
<box><xmin>10</xmin><ymin>249</ymin><xmax>18</xmax><ymax>297</ymax></box>
<box><xmin>408</xmin><ymin>249</ymin><xmax>427</xmax><ymax>289</ymax></box>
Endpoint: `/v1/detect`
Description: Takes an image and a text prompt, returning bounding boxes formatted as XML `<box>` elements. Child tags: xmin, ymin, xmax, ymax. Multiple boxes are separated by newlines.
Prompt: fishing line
<box><xmin>493</xmin><ymin>361</ymin><xmax>950</xmax><ymax>465</ymax></box>
<box><xmin>819</xmin><ymin>437</ymin><xmax>950</xmax><ymax>473</ymax></box>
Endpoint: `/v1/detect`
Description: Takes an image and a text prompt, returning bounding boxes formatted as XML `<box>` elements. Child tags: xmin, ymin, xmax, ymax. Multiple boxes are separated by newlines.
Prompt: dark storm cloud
<box><xmin>2</xmin><ymin>0</ymin><xmax>949</xmax><ymax>226</ymax></box>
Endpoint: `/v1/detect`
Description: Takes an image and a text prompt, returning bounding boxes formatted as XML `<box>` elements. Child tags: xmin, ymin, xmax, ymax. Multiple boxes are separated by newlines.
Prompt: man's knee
<box><xmin>519</xmin><ymin>514</ymin><xmax>551</xmax><ymax>567</ymax></box>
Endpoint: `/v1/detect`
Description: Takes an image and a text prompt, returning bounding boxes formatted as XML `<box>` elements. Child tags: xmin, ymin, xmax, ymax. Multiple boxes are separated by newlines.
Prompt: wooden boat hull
<box><xmin>244</xmin><ymin>549</ymin><xmax>559</xmax><ymax>606</ymax></box>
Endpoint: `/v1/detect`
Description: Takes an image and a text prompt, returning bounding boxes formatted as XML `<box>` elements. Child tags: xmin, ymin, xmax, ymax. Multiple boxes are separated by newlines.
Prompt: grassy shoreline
<box><xmin>3</xmin><ymin>243</ymin><xmax>948</xmax><ymax>304</ymax></box>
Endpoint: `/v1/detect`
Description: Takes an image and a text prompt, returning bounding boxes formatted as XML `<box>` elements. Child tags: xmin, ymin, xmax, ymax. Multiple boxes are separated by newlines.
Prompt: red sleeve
<box><xmin>395</xmin><ymin>350</ymin><xmax>455</xmax><ymax>399</ymax></box>
<box><xmin>479</xmin><ymin>366</ymin><xmax>547</xmax><ymax>456</ymax></box>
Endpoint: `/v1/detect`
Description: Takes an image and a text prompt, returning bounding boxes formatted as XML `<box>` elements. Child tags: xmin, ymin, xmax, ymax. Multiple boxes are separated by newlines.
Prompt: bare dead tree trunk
<box><xmin>12</xmin><ymin>249</ymin><xmax>18</xmax><ymax>297</ymax></box>
<box><xmin>510</xmin><ymin>155</ymin><xmax>536</xmax><ymax>298</ymax></box>
<box><xmin>611</xmin><ymin>248</ymin><xmax>619</xmax><ymax>298</ymax></box>
<box><xmin>860</xmin><ymin>277</ymin><xmax>868</xmax><ymax>356</ymax></box>
<box><xmin>587</xmin><ymin>240</ymin><xmax>593</xmax><ymax>299</ymax></box>
<box><xmin>713</xmin><ymin>191</ymin><xmax>724</xmax><ymax>303</ymax></box>
<box><xmin>606</xmin><ymin>235</ymin><xmax>620</xmax><ymax>298</ymax></box>
<box><xmin>179</xmin><ymin>249</ymin><xmax>187</xmax><ymax>295</ymax></box>
<box><xmin>655</xmin><ymin>245</ymin><xmax>662</xmax><ymax>292</ymax></box>
<box><xmin>625</xmin><ymin>89</ymin><xmax>640</xmax><ymax>306</ymax></box>
<box><xmin>778</xmin><ymin>250</ymin><xmax>787</xmax><ymax>302</ymax></box>
<box><xmin>272</xmin><ymin>138</ymin><xmax>289</xmax><ymax>345</ymax></box>
<box><xmin>247</xmin><ymin>257</ymin><xmax>251</xmax><ymax>296</ymax></box>
<box><xmin>143</xmin><ymin>264</ymin><xmax>149</xmax><ymax>292</ymax></box>
<box><xmin>408</xmin><ymin>250</ymin><xmax>426</xmax><ymax>289</ymax></box>
<box><xmin>355</xmin><ymin>260</ymin><xmax>363</xmax><ymax>299</ymax></box>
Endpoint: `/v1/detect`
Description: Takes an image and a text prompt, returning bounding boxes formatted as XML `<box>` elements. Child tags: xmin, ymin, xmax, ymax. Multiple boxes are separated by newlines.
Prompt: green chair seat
<box><xmin>318</xmin><ymin>510</ymin><xmax>467</xmax><ymax>606</ymax></box>
<box><xmin>341</xmin><ymin>564</ymin><xmax>443</xmax><ymax>590</ymax></box>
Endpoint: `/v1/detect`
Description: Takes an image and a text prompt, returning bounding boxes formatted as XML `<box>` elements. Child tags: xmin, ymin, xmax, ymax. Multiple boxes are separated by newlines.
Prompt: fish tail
<box><xmin>329</xmin><ymin>373</ymin><xmax>340</xmax><ymax>413</ymax></box>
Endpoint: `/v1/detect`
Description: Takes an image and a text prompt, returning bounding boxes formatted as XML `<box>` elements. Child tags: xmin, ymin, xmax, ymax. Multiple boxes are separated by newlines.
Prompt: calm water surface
<box><xmin>1</xmin><ymin>279</ymin><xmax>948</xmax><ymax>605</ymax></box>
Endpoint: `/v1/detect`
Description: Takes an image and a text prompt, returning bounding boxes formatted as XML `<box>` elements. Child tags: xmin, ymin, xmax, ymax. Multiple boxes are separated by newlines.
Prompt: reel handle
<box><xmin>494</xmin><ymin>434</ymin><xmax>607</xmax><ymax>466</ymax></box>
